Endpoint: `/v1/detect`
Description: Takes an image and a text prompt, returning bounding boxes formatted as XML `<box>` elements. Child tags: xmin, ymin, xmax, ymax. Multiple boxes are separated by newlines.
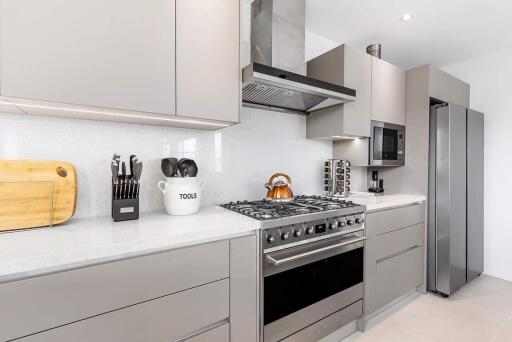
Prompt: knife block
<box><xmin>111</xmin><ymin>181</ymin><xmax>139</xmax><ymax>222</ymax></box>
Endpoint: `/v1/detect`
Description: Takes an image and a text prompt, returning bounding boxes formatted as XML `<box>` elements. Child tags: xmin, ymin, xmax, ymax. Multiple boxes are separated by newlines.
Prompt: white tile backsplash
<box><xmin>0</xmin><ymin>107</ymin><xmax>332</xmax><ymax>218</ymax></box>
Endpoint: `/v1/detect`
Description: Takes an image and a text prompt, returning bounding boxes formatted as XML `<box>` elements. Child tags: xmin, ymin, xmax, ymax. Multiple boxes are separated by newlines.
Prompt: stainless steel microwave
<box><xmin>370</xmin><ymin>121</ymin><xmax>405</xmax><ymax>166</ymax></box>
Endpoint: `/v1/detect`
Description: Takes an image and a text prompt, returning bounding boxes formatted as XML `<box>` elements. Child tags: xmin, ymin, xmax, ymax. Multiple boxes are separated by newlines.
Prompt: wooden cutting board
<box><xmin>0</xmin><ymin>160</ymin><xmax>77</xmax><ymax>232</ymax></box>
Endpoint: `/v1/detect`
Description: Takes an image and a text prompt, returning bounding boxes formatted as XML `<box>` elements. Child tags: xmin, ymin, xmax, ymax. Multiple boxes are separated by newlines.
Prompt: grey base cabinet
<box><xmin>363</xmin><ymin>203</ymin><xmax>426</xmax><ymax>318</ymax></box>
<box><xmin>1</xmin><ymin>235</ymin><xmax>258</xmax><ymax>342</ymax></box>
<box><xmin>17</xmin><ymin>279</ymin><xmax>230</xmax><ymax>342</ymax></box>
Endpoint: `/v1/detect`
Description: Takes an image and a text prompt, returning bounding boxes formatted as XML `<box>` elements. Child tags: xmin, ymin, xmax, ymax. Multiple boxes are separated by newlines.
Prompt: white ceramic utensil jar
<box><xmin>158</xmin><ymin>177</ymin><xmax>206</xmax><ymax>215</ymax></box>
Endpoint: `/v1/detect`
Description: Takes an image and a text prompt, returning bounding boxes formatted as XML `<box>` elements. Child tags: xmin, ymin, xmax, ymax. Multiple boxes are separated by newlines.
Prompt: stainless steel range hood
<box><xmin>242</xmin><ymin>0</ymin><xmax>356</xmax><ymax>113</ymax></box>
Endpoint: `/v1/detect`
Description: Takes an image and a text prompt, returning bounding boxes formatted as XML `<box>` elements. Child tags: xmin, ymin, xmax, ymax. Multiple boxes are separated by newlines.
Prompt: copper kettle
<box><xmin>265</xmin><ymin>173</ymin><xmax>294</xmax><ymax>201</ymax></box>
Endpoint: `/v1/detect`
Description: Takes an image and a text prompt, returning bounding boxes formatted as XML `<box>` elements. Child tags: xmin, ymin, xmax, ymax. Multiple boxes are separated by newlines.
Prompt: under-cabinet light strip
<box><xmin>0</xmin><ymin>99</ymin><xmax>231</xmax><ymax>127</ymax></box>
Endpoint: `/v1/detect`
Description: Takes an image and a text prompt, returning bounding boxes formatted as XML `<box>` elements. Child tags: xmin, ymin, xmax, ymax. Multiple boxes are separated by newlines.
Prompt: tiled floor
<box><xmin>345</xmin><ymin>275</ymin><xmax>512</xmax><ymax>342</ymax></box>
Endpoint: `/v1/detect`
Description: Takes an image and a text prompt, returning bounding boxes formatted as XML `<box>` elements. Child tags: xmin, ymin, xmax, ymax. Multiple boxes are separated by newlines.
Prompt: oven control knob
<box><xmin>294</xmin><ymin>229</ymin><xmax>302</xmax><ymax>237</ymax></box>
<box><xmin>346</xmin><ymin>219</ymin><xmax>353</xmax><ymax>226</ymax></box>
<box><xmin>355</xmin><ymin>218</ymin><xmax>363</xmax><ymax>224</ymax></box>
<box><xmin>329</xmin><ymin>222</ymin><xmax>337</xmax><ymax>230</ymax></box>
<box><xmin>306</xmin><ymin>226</ymin><xmax>314</xmax><ymax>235</ymax></box>
<box><xmin>267</xmin><ymin>235</ymin><xmax>275</xmax><ymax>243</ymax></box>
<box><xmin>338</xmin><ymin>220</ymin><xmax>346</xmax><ymax>228</ymax></box>
<box><xmin>281</xmin><ymin>232</ymin><xmax>290</xmax><ymax>240</ymax></box>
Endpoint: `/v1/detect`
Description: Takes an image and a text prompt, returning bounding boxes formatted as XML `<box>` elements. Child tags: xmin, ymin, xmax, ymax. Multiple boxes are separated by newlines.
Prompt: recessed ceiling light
<box><xmin>400</xmin><ymin>12</ymin><xmax>414</xmax><ymax>22</ymax></box>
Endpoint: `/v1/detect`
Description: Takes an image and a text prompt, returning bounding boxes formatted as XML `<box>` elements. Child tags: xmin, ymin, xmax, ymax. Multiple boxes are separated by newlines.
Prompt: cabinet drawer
<box><xmin>0</xmin><ymin>240</ymin><xmax>229</xmax><ymax>341</ymax></box>
<box><xmin>186</xmin><ymin>322</ymin><xmax>229</xmax><ymax>342</ymax></box>
<box><xmin>375</xmin><ymin>223</ymin><xmax>424</xmax><ymax>261</ymax></box>
<box><xmin>367</xmin><ymin>203</ymin><xmax>425</xmax><ymax>236</ymax></box>
<box><xmin>375</xmin><ymin>245</ymin><xmax>424</xmax><ymax>309</ymax></box>
<box><xmin>17</xmin><ymin>279</ymin><xmax>229</xmax><ymax>342</ymax></box>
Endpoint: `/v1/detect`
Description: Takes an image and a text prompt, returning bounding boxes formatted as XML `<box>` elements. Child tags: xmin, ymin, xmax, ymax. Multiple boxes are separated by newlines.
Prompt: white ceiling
<box><xmin>306</xmin><ymin>0</ymin><xmax>512</xmax><ymax>69</ymax></box>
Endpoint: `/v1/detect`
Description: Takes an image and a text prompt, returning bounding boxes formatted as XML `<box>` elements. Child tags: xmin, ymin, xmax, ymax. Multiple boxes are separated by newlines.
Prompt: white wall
<box><xmin>0</xmin><ymin>108</ymin><xmax>332</xmax><ymax>219</ymax></box>
<box><xmin>443</xmin><ymin>48</ymin><xmax>512</xmax><ymax>282</ymax></box>
<box><xmin>305</xmin><ymin>30</ymin><xmax>339</xmax><ymax>61</ymax></box>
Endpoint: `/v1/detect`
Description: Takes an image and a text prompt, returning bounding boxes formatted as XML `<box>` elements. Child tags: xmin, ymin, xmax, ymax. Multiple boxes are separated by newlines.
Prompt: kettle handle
<box><xmin>268</xmin><ymin>173</ymin><xmax>292</xmax><ymax>185</ymax></box>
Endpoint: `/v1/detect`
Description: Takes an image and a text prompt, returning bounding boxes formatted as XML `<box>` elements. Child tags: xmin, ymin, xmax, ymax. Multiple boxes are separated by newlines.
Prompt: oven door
<box><xmin>263</xmin><ymin>233</ymin><xmax>365</xmax><ymax>342</ymax></box>
<box><xmin>370</xmin><ymin>120</ymin><xmax>405</xmax><ymax>166</ymax></box>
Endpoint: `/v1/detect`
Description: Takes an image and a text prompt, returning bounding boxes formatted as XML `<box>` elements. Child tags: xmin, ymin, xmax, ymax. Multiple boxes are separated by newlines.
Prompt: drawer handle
<box><xmin>376</xmin><ymin>243</ymin><xmax>424</xmax><ymax>264</ymax></box>
<box><xmin>172</xmin><ymin>319</ymin><xmax>228</xmax><ymax>342</ymax></box>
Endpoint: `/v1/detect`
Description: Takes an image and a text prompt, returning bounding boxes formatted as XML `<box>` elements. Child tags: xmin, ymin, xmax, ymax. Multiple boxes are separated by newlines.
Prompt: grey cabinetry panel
<box><xmin>230</xmin><ymin>236</ymin><xmax>259</xmax><ymax>342</ymax></box>
<box><xmin>375</xmin><ymin>246</ymin><xmax>424</xmax><ymax>309</ymax></box>
<box><xmin>375</xmin><ymin>223</ymin><xmax>424</xmax><ymax>261</ymax></box>
<box><xmin>371</xmin><ymin>57</ymin><xmax>406</xmax><ymax>125</ymax></box>
<box><xmin>0</xmin><ymin>241</ymin><xmax>229</xmax><ymax>341</ymax></box>
<box><xmin>364</xmin><ymin>204</ymin><xmax>426</xmax><ymax>316</ymax></box>
<box><xmin>0</xmin><ymin>0</ymin><xmax>175</xmax><ymax>115</ymax></box>
<box><xmin>186</xmin><ymin>323</ymin><xmax>230</xmax><ymax>342</ymax></box>
<box><xmin>429</xmin><ymin>67</ymin><xmax>452</xmax><ymax>104</ymax></box>
<box><xmin>18</xmin><ymin>279</ymin><xmax>229</xmax><ymax>342</ymax></box>
<box><xmin>429</xmin><ymin>66</ymin><xmax>470</xmax><ymax>107</ymax></box>
<box><xmin>176</xmin><ymin>0</ymin><xmax>240</xmax><ymax>122</ymax></box>
<box><xmin>307</xmin><ymin>44</ymin><xmax>372</xmax><ymax>138</ymax></box>
<box><xmin>467</xmin><ymin>110</ymin><xmax>484</xmax><ymax>282</ymax></box>
<box><xmin>366</xmin><ymin>203</ymin><xmax>425</xmax><ymax>235</ymax></box>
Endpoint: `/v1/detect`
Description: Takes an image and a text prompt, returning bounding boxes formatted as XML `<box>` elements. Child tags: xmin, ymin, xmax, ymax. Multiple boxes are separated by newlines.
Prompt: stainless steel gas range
<box><xmin>221</xmin><ymin>195</ymin><xmax>366</xmax><ymax>342</ymax></box>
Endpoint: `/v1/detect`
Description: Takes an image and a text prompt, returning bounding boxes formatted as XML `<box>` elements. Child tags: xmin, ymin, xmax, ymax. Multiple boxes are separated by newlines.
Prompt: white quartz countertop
<box><xmin>346</xmin><ymin>192</ymin><xmax>426</xmax><ymax>213</ymax></box>
<box><xmin>0</xmin><ymin>205</ymin><xmax>260</xmax><ymax>283</ymax></box>
<box><xmin>0</xmin><ymin>194</ymin><xmax>426</xmax><ymax>283</ymax></box>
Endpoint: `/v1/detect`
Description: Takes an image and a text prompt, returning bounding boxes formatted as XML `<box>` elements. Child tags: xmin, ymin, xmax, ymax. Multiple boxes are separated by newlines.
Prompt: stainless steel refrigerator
<box><xmin>427</xmin><ymin>102</ymin><xmax>484</xmax><ymax>296</ymax></box>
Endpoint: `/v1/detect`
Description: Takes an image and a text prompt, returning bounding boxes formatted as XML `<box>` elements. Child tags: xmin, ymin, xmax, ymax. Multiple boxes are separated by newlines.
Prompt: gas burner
<box><xmin>325</xmin><ymin>204</ymin><xmax>342</xmax><ymax>210</ymax></box>
<box><xmin>221</xmin><ymin>195</ymin><xmax>361</xmax><ymax>221</ymax></box>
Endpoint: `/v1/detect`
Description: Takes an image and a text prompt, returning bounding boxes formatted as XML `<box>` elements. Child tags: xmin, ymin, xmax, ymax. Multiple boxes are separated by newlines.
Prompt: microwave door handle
<box><xmin>266</xmin><ymin>235</ymin><xmax>367</xmax><ymax>266</ymax></box>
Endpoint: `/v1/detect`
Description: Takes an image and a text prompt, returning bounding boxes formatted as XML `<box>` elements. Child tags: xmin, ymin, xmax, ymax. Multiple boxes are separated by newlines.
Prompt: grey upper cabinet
<box><xmin>371</xmin><ymin>57</ymin><xmax>406</xmax><ymax>125</ymax></box>
<box><xmin>176</xmin><ymin>0</ymin><xmax>240</xmax><ymax>122</ymax></box>
<box><xmin>307</xmin><ymin>44</ymin><xmax>372</xmax><ymax>138</ymax></box>
<box><xmin>0</xmin><ymin>0</ymin><xmax>175</xmax><ymax>115</ymax></box>
<box><xmin>0</xmin><ymin>0</ymin><xmax>241</xmax><ymax>128</ymax></box>
<box><xmin>429</xmin><ymin>66</ymin><xmax>470</xmax><ymax>107</ymax></box>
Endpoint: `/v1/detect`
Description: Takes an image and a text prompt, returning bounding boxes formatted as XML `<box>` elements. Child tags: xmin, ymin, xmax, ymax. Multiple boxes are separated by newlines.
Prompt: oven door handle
<box><xmin>266</xmin><ymin>235</ymin><xmax>367</xmax><ymax>266</ymax></box>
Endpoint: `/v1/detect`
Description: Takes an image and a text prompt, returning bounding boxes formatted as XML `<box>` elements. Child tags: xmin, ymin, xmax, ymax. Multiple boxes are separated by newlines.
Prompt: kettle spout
<box><xmin>264</xmin><ymin>183</ymin><xmax>272</xmax><ymax>190</ymax></box>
